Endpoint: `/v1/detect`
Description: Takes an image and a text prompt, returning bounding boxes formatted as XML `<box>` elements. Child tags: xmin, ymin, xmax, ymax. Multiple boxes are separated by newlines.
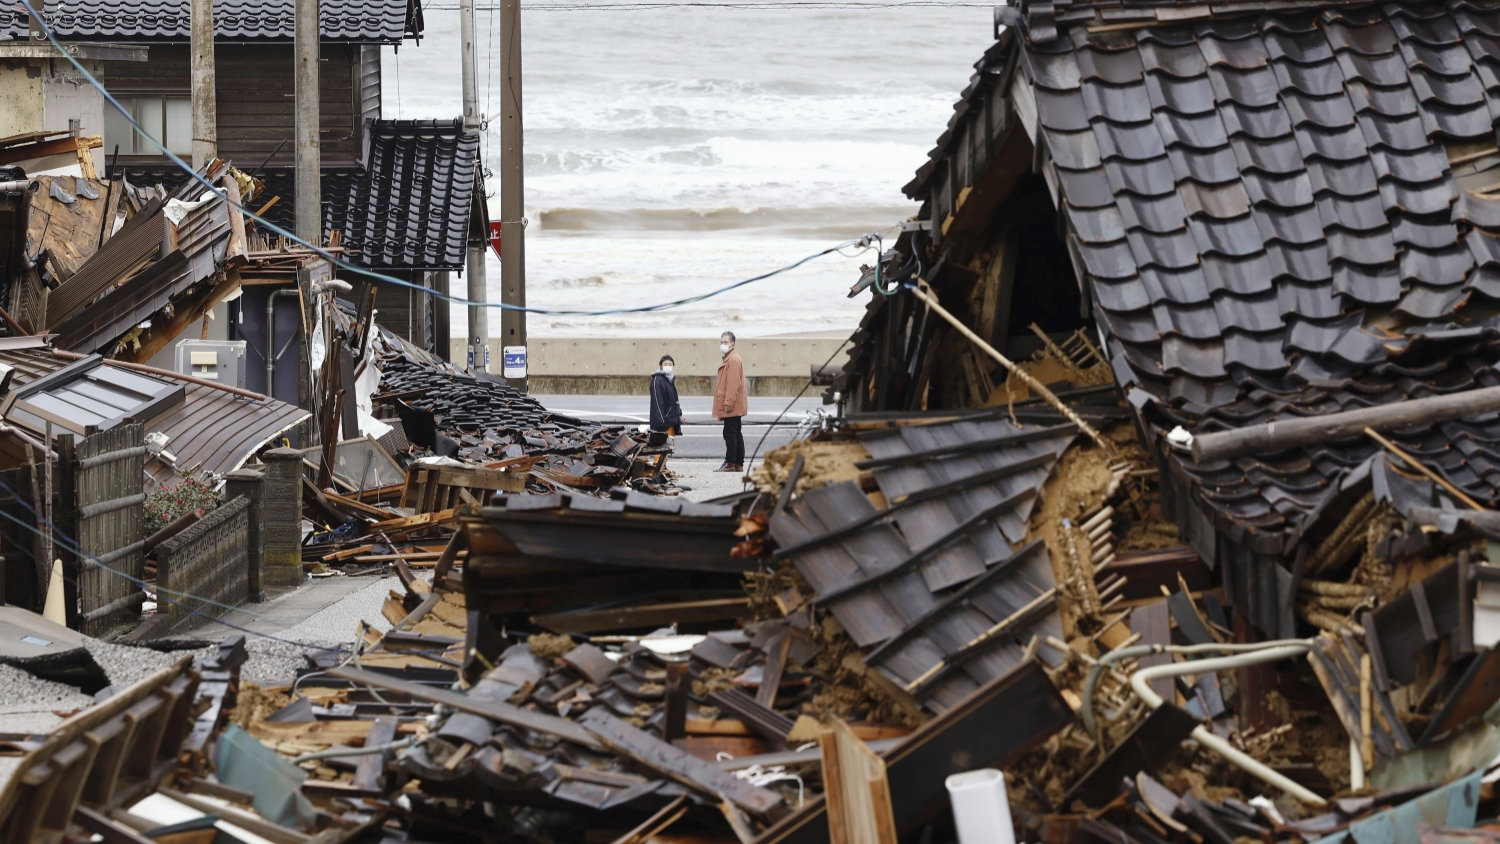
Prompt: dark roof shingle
<box><xmin>5</xmin><ymin>0</ymin><xmax>421</xmax><ymax>43</ymax></box>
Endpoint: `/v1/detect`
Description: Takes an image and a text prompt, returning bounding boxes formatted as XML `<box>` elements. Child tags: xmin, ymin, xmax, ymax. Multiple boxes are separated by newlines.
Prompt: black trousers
<box><xmin>722</xmin><ymin>416</ymin><xmax>745</xmax><ymax>464</ymax></box>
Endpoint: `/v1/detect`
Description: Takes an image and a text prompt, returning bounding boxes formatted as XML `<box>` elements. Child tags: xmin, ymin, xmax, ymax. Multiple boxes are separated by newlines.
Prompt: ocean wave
<box><xmin>536</xmin><ymin>205</ymin><xmax>913</xmax><ymax>233</ymax></box>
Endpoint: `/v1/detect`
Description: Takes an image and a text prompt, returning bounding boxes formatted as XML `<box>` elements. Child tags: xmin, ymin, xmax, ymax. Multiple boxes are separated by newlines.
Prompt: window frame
<box><xmin>1</xmin><ymin>354</ymin><xmax>185</xmax><ymax>436</ymax></box>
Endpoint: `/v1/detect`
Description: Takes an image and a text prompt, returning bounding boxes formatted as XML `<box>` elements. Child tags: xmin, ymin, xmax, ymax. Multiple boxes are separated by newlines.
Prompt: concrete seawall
<box><xmin>450</xmin><ymin>336</ymin><xmax>846</xmax><ymax>396</ymax></box>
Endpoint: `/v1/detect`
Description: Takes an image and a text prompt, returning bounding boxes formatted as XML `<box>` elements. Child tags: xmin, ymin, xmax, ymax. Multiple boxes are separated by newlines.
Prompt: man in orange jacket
<box><xmin>713</xmin><ymin>331</ymin><xmax>748</xmax><ymax>472</ymax></box>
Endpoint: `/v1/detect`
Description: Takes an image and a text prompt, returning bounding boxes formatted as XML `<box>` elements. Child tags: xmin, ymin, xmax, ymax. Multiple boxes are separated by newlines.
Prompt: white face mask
<box><xmin>662</xmin><ymin>364</ymin><xmax>673</xmax><ymax>375</ymax></box>
<box><xmin>720</xmin><ymin>343</ymin><xmax>731</xmax><ymax>354</ymax></box>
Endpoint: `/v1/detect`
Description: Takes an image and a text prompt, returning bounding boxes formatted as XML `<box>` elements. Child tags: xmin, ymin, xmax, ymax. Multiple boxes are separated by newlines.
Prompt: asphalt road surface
<box><xmin>534</xmin><ymin>395</ymin><xmax>830</xmax><ymax>460</ymax></box>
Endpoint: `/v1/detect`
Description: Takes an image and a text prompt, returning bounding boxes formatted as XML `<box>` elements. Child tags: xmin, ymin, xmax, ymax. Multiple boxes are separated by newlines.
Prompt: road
<box><xmin>534</xmin><ymin>394</ymin><xmax>830</xmax><ymax>460</ymax></box>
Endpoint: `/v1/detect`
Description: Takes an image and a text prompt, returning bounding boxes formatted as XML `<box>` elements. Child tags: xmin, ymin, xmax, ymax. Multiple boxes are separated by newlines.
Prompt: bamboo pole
<box><xmin>1365</xmin><ymin>427</ymin><xmax>1488</xmax><ymax>511</ymax></box>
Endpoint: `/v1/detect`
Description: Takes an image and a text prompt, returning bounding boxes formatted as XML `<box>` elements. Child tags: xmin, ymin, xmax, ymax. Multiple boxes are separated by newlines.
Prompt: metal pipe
<box><xmin>266</xmin><ymin>288</ymin><xmax>301</xmax><ymax>401</ymax></box>
<box><xmin>0</xmin><ymin>180</ymin><xmax>40</xmax><ymax>193</ymax></box>
<box><xmin>1129</xmin><ymin>643</ymin><xmax>1324</xmax><ymax>805</ymax></box>
<box><xmin>291</xmin><ymin>736</ymin><xmax>418</xmax><ymax>765</ymax></box>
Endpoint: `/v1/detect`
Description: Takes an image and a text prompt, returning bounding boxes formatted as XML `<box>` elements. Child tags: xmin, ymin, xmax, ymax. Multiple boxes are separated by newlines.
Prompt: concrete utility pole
<box><xmin>293</xmin><ymin>0</ymin><xmax>320</xmax><ymax>243</ymax></box>
<box><xmin>189</xmin><ymin>0</ymin><xmax>216</xmax><ymax>169</ymax></box>
<box><xmin>499</xmin><ymin>0</ymin><xmax>527</xmax><ymax>387</ymax></box>
<box><xmin>460</xmin><ymin>0</ymin><xmax>489</xmax><ymax>371</ymax></box>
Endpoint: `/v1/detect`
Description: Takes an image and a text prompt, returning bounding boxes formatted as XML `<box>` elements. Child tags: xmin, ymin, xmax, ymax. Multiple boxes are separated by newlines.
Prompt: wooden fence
<box><xmin>75</xmin><ymin>423</ymin><xmax>147</xmax><ymax>636</ymax></box>
<box><xmin>0</xmin><ymin>462</ymin><xmax>58</xmax><ymax>614</ymax></box>
<box><xmin>156</xmin><ymin>495</ymin><xmax>251</xmax><ymax>627</ymax></box>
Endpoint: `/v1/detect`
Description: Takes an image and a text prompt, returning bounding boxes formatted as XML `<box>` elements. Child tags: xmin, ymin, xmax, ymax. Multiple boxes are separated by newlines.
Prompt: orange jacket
<box><xmin>713</xmin><ymin>349</ymin><xmax>748</xmax><ymax>419</ymax></box>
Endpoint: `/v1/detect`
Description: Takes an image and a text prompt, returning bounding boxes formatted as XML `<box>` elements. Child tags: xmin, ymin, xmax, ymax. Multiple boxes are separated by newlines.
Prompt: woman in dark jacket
<box><xmin>648</xmin><ymin>355</ymin><xmax>683</xmax><ymax>447</ymax></box>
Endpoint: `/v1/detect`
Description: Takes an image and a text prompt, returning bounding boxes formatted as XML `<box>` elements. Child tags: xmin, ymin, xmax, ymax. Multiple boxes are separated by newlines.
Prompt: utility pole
<box><xmin>189</xmin><ymin>0</ymin><xmax>216</xmax><ymax>169</ymax></box>
<box><xmin>460</xmin><ymin>0</ymin><xmax>489</xmax><ymax>372</ymax></box>
<box><xmin>499</xmin><ymin>0</ymin><xmax>527</xmax><ymax>388</ymax></box>
<box><xmin>293</xmin><ymin>0</ymin><xmax>320</xmax><ymax>244</ymax></box>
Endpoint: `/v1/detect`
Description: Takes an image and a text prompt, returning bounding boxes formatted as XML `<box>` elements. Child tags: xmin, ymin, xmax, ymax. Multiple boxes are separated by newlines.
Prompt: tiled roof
<box><xmin>118</xmin><ymin>119</ymin><xmax>479</xmax><ymax>270</ymax></box>
<box><xmin>4</xmin><ymin>0</ymin><xmax>421</xmax><ymax>43</ymax></box>
<box><xmin>333</xmin><ymin>119</ymin><xmax>482</xmax><ymax>270</ymax></box>
<box><xmin>1006</xmin><ymin>2</ymin><xmax>1500</xmax><ymax>549</ymax></box>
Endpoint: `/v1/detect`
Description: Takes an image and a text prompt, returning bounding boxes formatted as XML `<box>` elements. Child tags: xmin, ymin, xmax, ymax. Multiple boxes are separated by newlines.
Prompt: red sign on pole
<box><xmin>488</xmin><ymin>221</ymin><xmax>502</xmax><ymax>260</ymax></box>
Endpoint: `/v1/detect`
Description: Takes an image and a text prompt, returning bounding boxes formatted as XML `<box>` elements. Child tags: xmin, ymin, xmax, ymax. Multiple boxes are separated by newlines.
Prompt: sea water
<box><xmin>384</xmin><ymin>1</ymin><xmax>995</xmax><ymax>338</ymax></box>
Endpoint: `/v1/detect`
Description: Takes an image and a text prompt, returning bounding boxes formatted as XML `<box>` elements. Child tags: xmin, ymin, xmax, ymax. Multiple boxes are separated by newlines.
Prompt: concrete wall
<box><xmin>43</xmin><ymin>58</ymin><xmax>107</xmax><ymax>172</ymax></box>
<box><xmin>0</xmin><ymin>59</ymin><xmax>45</xmax><ymax>141</ymax></box>
<box><xmin>448</xmin><ymin>337</ymin><xmax>845</xmax><ymax>378</ymax></box>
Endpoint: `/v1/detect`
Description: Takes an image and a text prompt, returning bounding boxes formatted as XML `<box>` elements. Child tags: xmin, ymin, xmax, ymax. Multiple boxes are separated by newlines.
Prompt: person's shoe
<box><xmin>730</xmin><ymin>463</ymin><xmax>745</xmax><ymax>473</ymax></box>
<box><xmin>713</xmin><ymin>462</ymin><xmax>735</xmax><ymax>472</ymax></box>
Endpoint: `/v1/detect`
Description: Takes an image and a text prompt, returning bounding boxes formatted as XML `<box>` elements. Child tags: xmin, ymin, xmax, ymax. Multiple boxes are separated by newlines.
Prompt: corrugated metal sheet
<box><xmin>0</xmin><ymin>345</ymin><xmax>307</xmax><ymax>489</ymax></box>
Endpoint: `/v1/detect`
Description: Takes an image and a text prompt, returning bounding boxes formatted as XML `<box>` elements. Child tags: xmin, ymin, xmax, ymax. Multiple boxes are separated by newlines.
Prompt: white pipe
<box><xmin>1130</xmin><ymin>642</ymin><xmax>1325</xmax><ymax>806</ymax></box>
<box><xmin>1350</xmin><ymin>737</ymin><xmax>1365</xmax><ymax>790</ymax></box>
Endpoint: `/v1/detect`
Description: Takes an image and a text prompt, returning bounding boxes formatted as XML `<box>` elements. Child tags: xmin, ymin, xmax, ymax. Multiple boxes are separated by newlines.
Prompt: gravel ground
<box><xmin>0</xmin><ymin>663</ymin><xmax>96</xmax><ymax>712</ymax></box>
<box><xmin>670</xmin><ymin>459</ymin><xmax>760</xmax><ymax>502</ymax></box>
<box><xmin>83</xmin><ymin>638</ymin><xmax>188</xmax><ymax>688</ymax></box>
<box><xmin>239</xmin><ymin>573</ymin><xmax>412</xmax><ymax>686</ymax></box>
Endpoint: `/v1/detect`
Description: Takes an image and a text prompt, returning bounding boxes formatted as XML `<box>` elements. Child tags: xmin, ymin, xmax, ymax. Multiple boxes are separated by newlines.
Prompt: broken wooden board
<box><xmin>1063</xmin><ymin>703</ymin><xmax>1201</xmax><ymax>807</ymax></box>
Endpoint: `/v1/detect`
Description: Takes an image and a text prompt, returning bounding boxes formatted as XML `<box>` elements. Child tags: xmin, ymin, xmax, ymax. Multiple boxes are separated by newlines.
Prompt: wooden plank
<box><xmin>326</xmin><ymin>665</ymin><xmax>602</xmax><ymax>750</ymax></box>
<box><xmin>532</xmin><ymin>597</ymin><xmax>752</xmax><ymax>635</ymax></box>
<box><xmin>352</xmin><ymin>717</ymin><xmax>397</xmax><ymax>791</ymax></box>
<box><xmin>579</xmin><ymin>709</ymin><xmax>785</xmax><ymax>818</ymax></box>
<box><xmin>1132</xmin><ymin>600</ymin><xmax>1175</xmax><ymax>704</ymax></box>
<box><xmin>758</xmin><ymin>631</ymin><xmax>791</xmax><ymax>709</ymax></box>
<box><xmin>821</xmin><ymin>718</ymin><xmax>897</xmax><ymax>844</ymax></box>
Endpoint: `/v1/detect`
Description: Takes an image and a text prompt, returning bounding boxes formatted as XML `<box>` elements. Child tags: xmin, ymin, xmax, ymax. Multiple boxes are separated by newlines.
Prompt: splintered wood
<box><xmin>820</xmin><ymin>717</ymin><xmax>898</xmax><ymax>844</ymax></box>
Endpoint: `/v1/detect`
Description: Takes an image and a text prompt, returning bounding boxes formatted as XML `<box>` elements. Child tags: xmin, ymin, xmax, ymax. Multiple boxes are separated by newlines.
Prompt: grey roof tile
<box><xmin>1399</xmin><ymin>40</ymin><xmax>1475</xmax><ymax>76</ymax></box>
<box><xmin>1035</xmin><ymin>89</ymin><xmax>1091</xmax><ymax>131</ymax></box>
<box><xmin>1026</xmin><ymin>49</ymin><xmax>1083</xmax><ymax>90</ymax></box>
<box><xmin>1067</xmin><ymin>203</ymin><xmax>1127</xmax><ymax>242</ymax></box>
<box><xmin>1154</xmin><ymin>301</ymin><xmax>1222</xmax><ymax>339</ymax></box>
<box><xmin>1145</xmin><ymin>74</ymin><xmax>1218</xmax><ymax>115</ymax></box>
<box><xmin>1181</xmin><ymin>180</ymin><xmax>1253</xmax><ymax>217</ymax></box>
<box><xmin>1199</xmin><ymin>32</ymin><xmax>1272</xmax><ymax>70</ymax></box>
<box><xmin>1081</xmin><ymin>81</ymin><xmax>1153</xmax><ymax>122</ymax></box>
<box><xmin>1273</xmin><ymin>59</ymin><xmax>1347</xmax><ymax>96</ymax></box>
<box><xmin>1079</xmin><ymin>239</ymin><xmax>1139</xmax><ymax>278</ymax></box>
<box><xmin>1127</xmin><ymin>228</ymin><xmax>1201</xmax><ymax>268</ymax></box>
<box><xmin>1264</xmin><ymin>26</ymin><xmax>1336</xmax><ymax>63</ymax></box>
<box><xmin>1347</xmin><ymin>80</ymin><xmax>1421</xmax><ymax>116</ymax></box>
<box><xmin>1335</xmin><ymin>49</ymin><xmax>1411</xmax><ymax>85</ymax></box>
<box><xmin>1389</xmin><ymin>11</ymin><xmax>1462</xmax><ymax>47</ymax></box>
<box><xmin>1254</xmin><ymin>204</ymin><xmax>1324</xmax><ymax>246</ymax></box>
<box><xmin>1394</xmin><ymin>214</ymin><xmax>1460</xmax><ymax>249</ymax></box>
<box><xmin>1369</xmin><ymin>146</ymin><xmax>1451</xmax><ymax>182</ymax></box>
<box><xmin>1170</xmin><ymin>374</ymin><xmax>1242</xmax><ymax>407</ymax></box>
<box><xmin>1154</xmin><ymin>111</ymin><xmax>1231</xmax><ymax>149</ymax></box>
<box><xmin>1104</xmin><ymin>157</ymin><xmax>1176</xmax><ymax>195</ymax></box>
<box><xmin>1325</xmin><ymin>19</ymin><xmax>1400</xmax><ymax>55</ymax></box>
<box><xmin>1418</xmin><ymin>101</ymin><xmax>1494</xmax><ymax>138</ymax></box>
<box><xmin>1169</xmin><ymin>146</ymin><xmax>1243</xmax><ymax>183</ymax></box>
<box><xmin>1379</xmin><ymin>178</ymin><xmax>1458</xmax><ymax>215</ymax></box>
<box><xmin>1395</xmin><ymin>282</ymin><xmax>1468</xmax><ymax>318</ymax></box>
<box><xmin>1307</xmin><ymin>158</ymin><xmax>1380</xmax><ymax>195</ymax></box>
<box><xmin>1214</xmin><ymin>290</ymin><xmax>1284</xmax><ymax>332</ymax></box>
<box><xmin>1077</xmin><ymin>47</ymin><xmax>1145</xmax><ymax>84</ymax></box>
<box><xmin>4</xmin><ymin>0</ymin><xmax>417</xmax><ymax>42</ymax></box>
<box><xmin>1456</xmin><ymin>191</ymin><xmax>1500</xmax><ymax>228</ymax></box>
<box><xmin>1161</xmin><ymin>335</ymin><xmax>1227</xmax><ymax>378</ymax></box>
<box><xmin>1400</xmin><ymin>245</ymin><xmax>1474</xmax><ymax>285</ymax></box>
<box><xmin>1092</xmin><ymin>276</ymin><xmax>1153</xmax><ymax>311</ymax></box>
<box><xmin>1466</xmin><ymin>227</ymin><xmax>1500</xmax><ymax>266</ymax></box>
<box><xmin>1332</xmin><ymin>261</ymin><xmax>1403</xmax><ymax>302</ymax></box>
<box><xmin>1095</xmin><ymin>121</ymin><xmax>1169</xmax><ymax>160</ymax></box>
<box><xmin>1210</xmin><ymin>66</ymin><xmax>1282</xmax><ymax>106</ymax></box>
<box><xmin>1224</xmin><ymin>330</ymin><xmax>1290</xmax><ymax>371</ymax></box>
<box><xmin>1315</xmin><ymin>193</ymin><xmax>1389</xmax><ymax>230</ymax></box>
<box><xmin>1356</xmin><ymin>113</ymin><xmax>1432</xmax><ymax>150</ymax></box>
<box><xmin>1294</xmin><ymin>124</ymin><xmax>1371</xmax><ymax>161</ymax></box>
<box><xmin>1044</xmin><ymin>129</ymin><xmax>1103</xmax><ymax>168</ymax></box>
<box><xmin>1326</xmin><ymin>227</ymin><xmax>1399</xmax><ymax>263</ymax></box>
<box><xmin>1059</xmin><ymin>167</ymin><xmax>1116</xmax><ymax>208</ymax></box>
<box><xmin>1278</xmin><ymin>277</ymin><xmax>1345</xmax><ymax>318</ymax></box>
<box><xmin>1117</xmin><ymin>339</ymin><xmax>1167</xmax><ymax>377</ymax></box>
<box><xmin>1243</xmin><ymin>170</ymin><xmax>1317</xmax><ymax>207</ymax></box>
<box><xmin>1203</xmin><ymin>252</ymin><xmax>1279</xmax><ymax>294</ymax></box>
<box><xmin>1220</xmin><ymin>102</ymin><xmax>1294</xmax><ymax>139</ymax></box>
<box><xmin>1470</xmin><ymin>265</ymin><xmax>1500</xmax><ymax>297</ymax></box>
<box><xmin>1117</xmin><ymin>191</ymin><xmax>1190</xmax><ymax>232</ymax></box>
<box><xmin>1190</xmin><ymin>214</ymin><xmax>1266</xmax><ymax>255</ymax></box>
<box><xmin>1267</xmin><ymin>240</ymin><xmax>1334</xmax><ymax>281</ymax></box>
<box><xmin>1410</xmin><ymin>68</ymin><xmax>1486</xmax><ymax>105</ymax></box>
<box><xmin>1464</xmin><ymin>31</ymin><xmax>1500</xmax><ymax>63</ymax></box>
<box><xmin>1231</xmin><ymin>136</ymin><xmax>1306</xmax><ymax>174</ymax></box>
<box><xmin>1140</xmin><ymin>40</ymin><xmax>1209</xmax><ymax>77</ymax></box>
<box><xmin>1141</xmin><ymin>265</ymin><xmax>1211</xmax><ymax>303</ymax></box>
<box><xmin>1283</xmin><ymin>91</ymin><xmax>1357</xmax><ymax>128</ymax></box>
<box><xmin>1097</xmin><ymin>304</ymin><xmax>1160</xmax><ymax>342</ymax></box>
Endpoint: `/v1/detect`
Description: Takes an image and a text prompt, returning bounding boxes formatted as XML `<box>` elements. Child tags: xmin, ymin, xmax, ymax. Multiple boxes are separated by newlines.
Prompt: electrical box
<box><xmin>174</xmin><ymin>339</ymin><xmax>247</xmax><ymax>388</ymax></box>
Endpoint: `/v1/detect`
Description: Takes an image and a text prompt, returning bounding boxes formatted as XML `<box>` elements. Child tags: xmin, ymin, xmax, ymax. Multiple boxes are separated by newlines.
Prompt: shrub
<box><xmin>143</xmin><ymin>477</ymin><xmax>222</xmax><ymax>536</ymax></box>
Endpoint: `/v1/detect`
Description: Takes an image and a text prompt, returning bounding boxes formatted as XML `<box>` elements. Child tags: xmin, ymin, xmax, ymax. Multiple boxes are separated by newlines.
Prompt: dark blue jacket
<box><xmin>649</xmin><ymin>371</ymin><xmax>682</xmax><ymax>433</ymax></box>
